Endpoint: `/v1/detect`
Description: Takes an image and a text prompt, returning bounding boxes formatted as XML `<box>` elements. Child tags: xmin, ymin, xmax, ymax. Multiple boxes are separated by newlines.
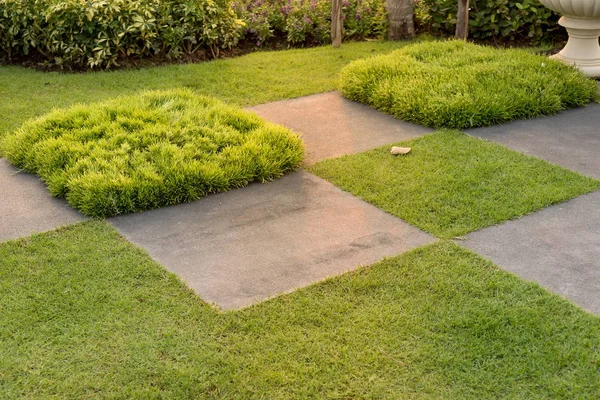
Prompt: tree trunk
<box><xmin>455</xmin><ymin>0</ymin><xmax>470</xmax><ymax>40</ymax></box>
<box><xmin>386</xmin><ymin>0</ymin><xmax>415</xmax><ymax>40</ymax></box>
<box><xmin>332</xmin><ymin>0</ymin><xmax>343</xmax><ymax>48</ymax></box>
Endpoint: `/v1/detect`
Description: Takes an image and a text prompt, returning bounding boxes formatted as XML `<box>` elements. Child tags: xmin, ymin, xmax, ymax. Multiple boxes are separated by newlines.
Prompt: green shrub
<box><xmin>0</xmin><ymin>0</ymin><xmax>243</xmax><ymax>69</ymax></box>
<box><xmin>415</xmin><ymin>0</ymin><xmax>564</xmax><ymax>44</ymax></box>
<box><xmin>233</xmin><ymin>0</ymin><xmax>387</xmax><ymax>46</ymax></box>
<box><xmin>339</xmin><ymin>40</ymin><xmax>597</xmax><ymax>129</ymax></box>
<box><xmin>3</xmin><ymin>89</ymin><xmax>304</xmax><ymax>217</ymax></box>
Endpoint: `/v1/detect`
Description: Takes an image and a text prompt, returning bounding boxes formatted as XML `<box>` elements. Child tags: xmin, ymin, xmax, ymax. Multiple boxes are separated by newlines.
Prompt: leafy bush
<box><xmin>0</xmin><ymin>0</ymin><xmax>387</xmax><ymax>68</ymax></box>
<box><xmin>415</xmin><ymin>0</ymin><xmax>564</xmax><ymax>44</ymax></box>
<box><xmin>233</xmin><ymin>0</ymin><xmax>387</xmax><ymax>46</ymax></box>
<box><xmin>3</xmin><ymin>89</ymin><xmax>304</xmax><ymax>217</ymax></box>
<box><xmin>0</xmin><ymin>0</ymin><xmax>243</xmax><ymax>69</ymax></box>
<box><xmin>340</xmin><ymin>40</ymin><xmax>597</xmax><ymax>129</ymax></box>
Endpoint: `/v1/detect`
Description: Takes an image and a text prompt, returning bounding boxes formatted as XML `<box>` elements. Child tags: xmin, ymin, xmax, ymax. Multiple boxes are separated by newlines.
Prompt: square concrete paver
<box><xmin>248</xmin><ymin>92</ymin><xmax>433</xmax><ymax>164</ymax></box>
<box><xmin>0</xmin><ymin>159</ymin><xmax>85</xmax><ymax>242</ymax></box>
<box><xmin>463</xmin><ymin>191</ymin><xmax>600</xmax><ymax>314</ymax></box>
<box><xmin>110</xmin><ymin>171</ymin><xmax>435</xmax><ymax>310</ymax></box>
<box><xmin>467</xmin><ymin>103</ymin><xmax>600</xmax><ymax>179</ymax></box>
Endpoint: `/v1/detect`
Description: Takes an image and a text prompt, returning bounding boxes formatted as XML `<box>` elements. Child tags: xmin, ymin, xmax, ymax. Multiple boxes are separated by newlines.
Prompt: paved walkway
<box><xmin>249</xmin><ymin>91</ymin><xmax>432</xmax><ymax>164</ymax></box>
<box><xmin>1</xmin><ymin>92</ymin><xmax>599</xmax><ymax>313</ymax></box>
<box><xmin>111</xmin><ymin>171</ymin><xmax>433</xmax><ymax>309</ymax></box>
<box><xmin>0</xmin><ymin>159</ymin><xmax>85</xmax><ymax>242</ymax></box>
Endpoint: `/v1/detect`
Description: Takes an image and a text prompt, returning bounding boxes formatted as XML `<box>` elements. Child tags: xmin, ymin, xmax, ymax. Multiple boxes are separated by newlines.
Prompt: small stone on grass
<box><xmin>391</xmin><ymin>146</ymin><xmax>411</xmax><ymax>155</ymax></box>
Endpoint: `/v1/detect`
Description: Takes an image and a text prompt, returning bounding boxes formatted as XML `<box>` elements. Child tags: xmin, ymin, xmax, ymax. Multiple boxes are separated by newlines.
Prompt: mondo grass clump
<box><xmin>3</xmin><ymin>90</ymin><xmax>304</xmax><ymax>218</ymax></box>
<box><xmin>339</xmin><ymin>40</ymin><xmax>598</xmax><ymax>129</ymax></box>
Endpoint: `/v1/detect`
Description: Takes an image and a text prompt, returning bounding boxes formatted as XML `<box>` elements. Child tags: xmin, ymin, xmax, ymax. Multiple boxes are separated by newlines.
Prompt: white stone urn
<box><xmin>538</xmin><ymin>0</ymin><xmax>600</xmax><ymax>77</ymax></box>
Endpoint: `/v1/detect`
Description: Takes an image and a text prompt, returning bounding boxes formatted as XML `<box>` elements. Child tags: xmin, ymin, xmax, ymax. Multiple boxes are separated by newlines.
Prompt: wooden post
<box><xmin>455</xmin><ymin>0</ymin><xmax>470</xmax><ymax>40</ymax></box>
<box><xmin>385</xmin><ymin>0</ymin><xmax>415</xmax><ymax>40</ymax></box>
<box><xmin>332</xmin><ymin>0</ymin><xmax>342</xmax><ymax>48</ymax></box>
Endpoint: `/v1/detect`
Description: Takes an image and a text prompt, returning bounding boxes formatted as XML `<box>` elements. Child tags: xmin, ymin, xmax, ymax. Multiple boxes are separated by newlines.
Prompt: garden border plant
<box><xmin>2</xmin><ymin>89</ymin><xmax>304</xmax><ymax>218</ymax></box>
<box><xmin>0</xmin><ymin>0</ymin><xmax>390</xmax><ymax>70</ymax></box>
<box><xmin>415</xmin><ymin>0</ymin><xmax>564</xmax><ymax>44</ymax></box>
<box><xmin>234</xmin><ymin>0</ymin><xmax>387</xmax><ymax>47</ymax></box>
<box><xmin>0</xmin><ymin>0</ymin><xmax>243</xmax><ymax>69</ymax></box>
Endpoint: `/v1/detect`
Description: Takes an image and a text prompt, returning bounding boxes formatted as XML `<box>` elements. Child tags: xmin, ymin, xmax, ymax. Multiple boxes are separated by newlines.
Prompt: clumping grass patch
<box><xmin>339</xmin><ymin>40</ymin><xmax>598</xmax><ymax>129</ymax></box>
<box><xmin>1</xmin><ymin>222</ymin><xmax>600</xmax><ymax>398</ymax></box>
<box><xmin>309</xmin><ymin>130</ymin><xmax>600</xmax><ymax>238</ymax></box>
<box><xmin>3</xmin><ymin>89</ymin><xmax>303</xmax><ymax>217</ymax></box>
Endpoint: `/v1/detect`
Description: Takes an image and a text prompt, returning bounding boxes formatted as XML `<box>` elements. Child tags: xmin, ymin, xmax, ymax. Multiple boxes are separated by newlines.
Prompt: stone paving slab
<box><xmin>110</xmin><ymin>170</ymin><xmax>435</xmax><ymax>310</ymax></box>
<box><xmin>463</xmin><ymin>191</ymin><xmax>600</xmax><ymax>314</ymax></box>
<box><xmin>248</xmin><ymin>91</ymin><xmax>433</xmax><ymax>164</ymax></box>
<box><xmin>0</xmin><ymin>159</ymin><xmax>85</xmax><ymax>243</ymax></box>
<box><xmin>467</xmin><ymin>103</ymin><xmax>600</xmax><ymax>179</ymax></box>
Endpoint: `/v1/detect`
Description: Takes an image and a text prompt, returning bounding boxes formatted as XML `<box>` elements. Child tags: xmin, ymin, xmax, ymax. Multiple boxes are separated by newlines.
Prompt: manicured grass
<box><xmin>3</xmin><ymin>90</ymin><xmax>303</xmax><ymax>217</ymax></box>
<box><xmin>340</xmin><ymin>40</ymin><xmax>598</xmax><ymax>129</ymax></box>
<box><xmin>1</xmin><ymin>222</ymin><xmax>599</xmax><ymax>398</ymax></box>
<box><xmin>309</xmin><ymin>130</ymin><xmax>600</xmax><ymax>238</ymax></box>
<box><xmin>0</xmin><ymin>41</ymin><xmax>409</xmax><ymax>139</ymax></box>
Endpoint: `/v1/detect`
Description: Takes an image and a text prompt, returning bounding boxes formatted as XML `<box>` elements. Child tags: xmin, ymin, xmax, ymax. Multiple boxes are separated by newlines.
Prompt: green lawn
<box><xmin>340</xmin><ymin>40</ymin><xmax>598</xmax><ymax>129</ymax></box>
<box><xmin>0</xmin><ymin>41</ymin><xmax>408</xmax><ymax>139</ymax></box>
<box><xmin>310</xmin><ymin>130</ymin><xmax>600</xmax><ymax>238</ymax></box>
<box><xmin>1</xmin><ymin>222</ymin><xmax>599</xmax><ymax>399</ymax></box>
<box><xmin>2</xmin><ymin>39</ymin><xmax>600</xmax><ymax>399</ymax></box>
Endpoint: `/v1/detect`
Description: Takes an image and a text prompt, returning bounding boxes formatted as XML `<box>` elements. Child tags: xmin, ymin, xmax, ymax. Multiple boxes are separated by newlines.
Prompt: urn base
<box><xmin>553</xmin><ymin>16</ymin><xmax>600</xmax><ymax>78</ymax></box>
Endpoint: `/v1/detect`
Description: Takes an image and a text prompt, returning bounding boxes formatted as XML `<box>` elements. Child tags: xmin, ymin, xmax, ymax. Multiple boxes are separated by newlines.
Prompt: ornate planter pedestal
<box><xmin>538</xmin><ymin>0</ymin><xmax>600</xmax><ymax>78</ymax></box>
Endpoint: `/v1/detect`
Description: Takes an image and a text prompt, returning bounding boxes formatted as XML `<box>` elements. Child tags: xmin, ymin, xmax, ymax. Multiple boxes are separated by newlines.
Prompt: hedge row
<box><xmin>0</xmin><ymin>0</ymin><xmax>243</xmax><ymax>69</ymax></box>
<box><xmin>415</xmin><ymin>0</ymin><xmax>565</xmax><ymax>44</ymax></box>
<box><xmin>0</xmin><ymin>0</ymin><xmax>388</xmax><ymax>69</ymax></box>
<box><xmin>0</xmin><ymin>0</ymin><xmax>566</xmax><ymax>69</ymax></box>
<box><xmin>234</xmin><ymin>0</ymin><xmax>387</xmax><ymax>46</ymax></box>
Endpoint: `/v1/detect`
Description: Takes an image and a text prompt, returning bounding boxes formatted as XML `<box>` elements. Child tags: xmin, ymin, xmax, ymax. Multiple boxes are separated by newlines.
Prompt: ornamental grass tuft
<box><xmin>3</xmin><ymin>89</ymin><xmax>304</xmax><ymax>217</ymax></box>
<box><xmin>339</xmin><ymin>40</ymin><xmax>598</xmax><ymax>129</ymax></box>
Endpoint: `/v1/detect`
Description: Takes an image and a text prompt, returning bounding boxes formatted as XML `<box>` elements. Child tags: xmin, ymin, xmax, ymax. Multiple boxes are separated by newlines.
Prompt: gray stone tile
<box><xmin>463</xmin><ymin>191</ymin><xmax>600</xmax><ymax>314</ymax></box>
<box><xmin>110</xmin><ymin>170</ymin><xmax>435</xmax><ymax>310</ymax></box>
<box><xmin>467</xmin><ymin>103</ymin><xmax>600</xmax><ymax>178</ymax></box>
<box><xmin>0</xmin><ymin>159</ymin><xmax>85</xmax><ymax>242</ymax></box>
<box><xmin>247</xmin><ymin>91</ymin><xmax>433</xmax><ymax>164</ymax></box>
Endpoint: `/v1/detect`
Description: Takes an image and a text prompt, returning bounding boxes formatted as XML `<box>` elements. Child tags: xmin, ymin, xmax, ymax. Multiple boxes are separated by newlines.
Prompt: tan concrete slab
<box><xmin>0</xmin><ymin>159</ymin><xmax>85</xmax><ymax>242</ymax></box>
<box><xmin>247</xmin><ymin>91</ymin><xmax>433</xmax><ymax>164</ymax></box>
<box><xmin>110</xmin><ymin>170</ymin><xmax>435</xmax><ymax>310</ymax></box>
